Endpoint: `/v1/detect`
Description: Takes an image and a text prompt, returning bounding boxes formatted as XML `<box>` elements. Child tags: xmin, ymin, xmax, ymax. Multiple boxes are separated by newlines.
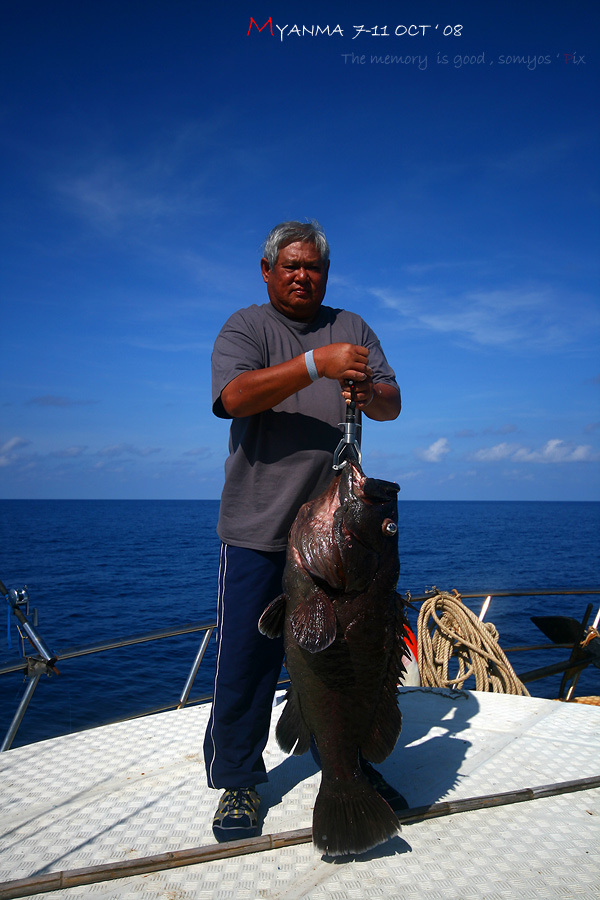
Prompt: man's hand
<box><xmin>312</xmin><ymin>343</ymin><xmax>372</xmax><ymax>383</ymax></box>
<box><xmin>340</xmin><ymin>378</ymin><xmax>372</xmax><ymax>408</ymax></box>
<box><xmin>340</xmin><ymin>378</ymin><xmax>401</xmax><ymax>421</ymax></box>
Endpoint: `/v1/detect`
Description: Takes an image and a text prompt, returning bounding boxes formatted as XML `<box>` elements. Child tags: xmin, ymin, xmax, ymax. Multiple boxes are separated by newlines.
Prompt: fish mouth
<box><xmin>363</xmin><ymin>478</ymin><xmax>400</xmax><ymax>503</ymax></box>
<box><xmin>339</xmin><ymin>462</ymin><xmax>399</xmax><ymax>505</ymax></box>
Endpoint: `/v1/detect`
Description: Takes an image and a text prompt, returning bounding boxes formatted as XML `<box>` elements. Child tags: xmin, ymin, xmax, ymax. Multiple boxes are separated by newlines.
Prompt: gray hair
<box><xmin>262</xmin><ymin>221</ymin><xmax>330</xmax><ymax>268</ymax></box>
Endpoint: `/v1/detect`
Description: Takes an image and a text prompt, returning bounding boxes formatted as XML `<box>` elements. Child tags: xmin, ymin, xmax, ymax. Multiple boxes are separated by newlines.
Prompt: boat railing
<box><xmin>1</xmin><ymin>583</ymin><xmax>599</xmax><ymax>751</ymax></box>
<box><xmin>0</xmin><ymin>585</ymin><xmax>228</xmax><ymax>751</ymax></box>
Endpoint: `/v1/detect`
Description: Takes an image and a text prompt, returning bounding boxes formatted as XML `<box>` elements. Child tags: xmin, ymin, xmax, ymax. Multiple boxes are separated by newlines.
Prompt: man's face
<box><xmin>261</xmin><ymin>241</ymin><xmax>329</xmax><ymax>322</ymax></box>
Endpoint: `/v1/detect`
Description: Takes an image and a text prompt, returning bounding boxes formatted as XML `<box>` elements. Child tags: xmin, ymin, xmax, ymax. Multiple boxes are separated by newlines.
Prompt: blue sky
<box><xmin>1</xmin><ymin>1</ymin><xmax>599</xmax><ymax>500</ymax></box>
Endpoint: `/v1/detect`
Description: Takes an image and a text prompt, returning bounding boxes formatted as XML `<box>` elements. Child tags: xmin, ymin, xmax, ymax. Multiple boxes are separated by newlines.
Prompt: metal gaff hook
<box><xmin>332</xmin><ymin>380</ymin><xmax>362</xmax><ymax>471</ymax></box>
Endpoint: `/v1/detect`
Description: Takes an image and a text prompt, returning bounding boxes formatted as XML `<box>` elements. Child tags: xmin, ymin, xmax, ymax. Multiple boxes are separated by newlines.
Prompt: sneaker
<box><xmin>360</xmin><ymin>760</ymin><xmax>409</xmax><ymax>812</ymax></box>
<box><xmin>212</xmin><ymin>788</ymin><xmax>261</xmax><ymax>842</ymax></box>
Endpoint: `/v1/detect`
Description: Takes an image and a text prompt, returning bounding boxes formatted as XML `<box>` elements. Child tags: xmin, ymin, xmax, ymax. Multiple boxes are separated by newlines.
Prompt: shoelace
<box><xmin>221</xmin><ymin>790</ymin><xmax>257</xmax><ymax>816</ymax></box>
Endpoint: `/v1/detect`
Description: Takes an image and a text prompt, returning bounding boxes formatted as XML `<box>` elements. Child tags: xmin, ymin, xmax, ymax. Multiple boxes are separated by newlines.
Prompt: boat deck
<box><xmin>1</xmin><ymin>688</ymin><xmax>599</xmax><ymax>899</ymax></box>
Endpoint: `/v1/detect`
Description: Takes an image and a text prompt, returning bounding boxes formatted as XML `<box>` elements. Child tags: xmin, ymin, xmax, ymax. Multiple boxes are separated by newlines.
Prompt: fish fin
<box><xmin>361</xmin><ymin>606</ymin><xmax>407</xmax><ymax>763</ymax></box>
<box><xmin>290</xmin><ymin>592</ymin><xmax>337</xmax><ymax>653</ymax></box>
<box><xmin>313</xmin><ymin>774</ymin><xmax>399</xmax><ymax>857</ymax></box>
<box><xmin>258</xmin><ymin>593</ymin><xmax>287</xmax><ymax>639</ymax></box>
<box><xmin>361</xmin><ymin>697</ymin><xmax>403</xmax><ymax>764</ymax></box>
<box><xmin>275</xmin><ymin>687</ymin><xmax>311</xmax><ymax>755</ymax></box>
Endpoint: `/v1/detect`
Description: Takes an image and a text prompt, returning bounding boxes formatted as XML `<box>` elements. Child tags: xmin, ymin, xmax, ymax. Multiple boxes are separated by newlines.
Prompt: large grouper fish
<box><xmin>258</xmin><ymin>461</ymin><xmax>408</xmax><ymax>857</ymax></box>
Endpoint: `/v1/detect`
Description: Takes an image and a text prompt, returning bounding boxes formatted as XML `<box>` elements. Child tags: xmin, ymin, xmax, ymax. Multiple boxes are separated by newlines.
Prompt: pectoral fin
<box><xmin>290</xmin><ymin>590</ymin><xmax>337</xmax><ymax>653</ymax></box>
<box><xmin>258</xmin><ymin>593</ymin><xmax>287</xmax><ymax>639</ymax></box>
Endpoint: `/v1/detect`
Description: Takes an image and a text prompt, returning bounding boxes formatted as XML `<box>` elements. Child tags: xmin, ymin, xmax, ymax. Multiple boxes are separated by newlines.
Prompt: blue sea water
<box><xmin>1</xmin><ymin>500</ymin><xmax>599</xmax><ymax>749</ymax></box>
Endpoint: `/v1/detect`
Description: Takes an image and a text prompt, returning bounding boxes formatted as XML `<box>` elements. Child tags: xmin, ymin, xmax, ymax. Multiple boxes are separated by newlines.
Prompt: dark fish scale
<box><xmin>259</xmin><ymin>462</ymin><xmax>408</xmax><ymax>857</ymax></box>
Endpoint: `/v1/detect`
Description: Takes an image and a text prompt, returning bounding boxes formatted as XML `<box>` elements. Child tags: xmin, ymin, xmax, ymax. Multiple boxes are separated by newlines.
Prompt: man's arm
<box><xmin>363</xmin><ymin>383</ymin><xmax>401</xmax><ymax>421</ymax></box>
<box><xmin>220</xmin><ymin>343</ymin><xmax>372</xmax><ymax>418</ymax></box>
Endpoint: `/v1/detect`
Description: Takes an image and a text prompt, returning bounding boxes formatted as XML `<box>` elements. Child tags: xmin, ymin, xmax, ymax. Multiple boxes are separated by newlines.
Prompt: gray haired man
<box><xmin>205</xmin><ymin>221</ymin><xmax>401</xmax><ymax>841</ymax></box>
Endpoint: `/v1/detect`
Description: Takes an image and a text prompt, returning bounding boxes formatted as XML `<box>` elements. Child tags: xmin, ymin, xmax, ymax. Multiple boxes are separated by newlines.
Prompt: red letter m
<box><xmin>247</xmin><ymin>17</ymin><xmax>273</xmax><ymax>36</ymax></box>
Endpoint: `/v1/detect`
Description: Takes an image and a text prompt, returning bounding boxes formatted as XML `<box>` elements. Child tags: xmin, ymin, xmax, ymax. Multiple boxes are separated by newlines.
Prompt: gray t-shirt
<box><xmin>212</xmin><ymin>302</ymin><xmax>398</xmax><ymax>551</ymax></box>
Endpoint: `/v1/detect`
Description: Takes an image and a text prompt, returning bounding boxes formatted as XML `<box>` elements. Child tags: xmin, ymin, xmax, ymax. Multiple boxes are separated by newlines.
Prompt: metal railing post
<box><xmin>178</xmin><ymin>627</ymin><xmax>215</xmax><ymax>709</ymax></box>
<box><xmin>0</xmin><ymin>673</ymin><xmax>42</xmax><ymax>752</ymax></box>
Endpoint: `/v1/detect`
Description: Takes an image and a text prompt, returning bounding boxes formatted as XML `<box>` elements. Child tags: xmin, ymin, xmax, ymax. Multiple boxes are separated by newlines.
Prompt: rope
<box><xmin>416</xmin><ymin>588</ymin><xmax>530</xmax><ymax>696</ymax></box>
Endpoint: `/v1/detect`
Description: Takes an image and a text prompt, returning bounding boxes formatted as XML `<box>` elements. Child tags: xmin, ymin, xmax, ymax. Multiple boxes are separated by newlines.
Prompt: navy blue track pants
<box><xmin>203</xmin><ymin>543</ymin><xmax>286</xmax><ymax>789</ymax></box>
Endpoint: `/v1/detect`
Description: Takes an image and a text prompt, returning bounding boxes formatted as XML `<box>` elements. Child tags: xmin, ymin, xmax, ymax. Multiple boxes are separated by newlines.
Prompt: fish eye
<box><xmin>383</xmin><ymin>520</ymin><xmax>397</xmax><ymax>536</ymax></box>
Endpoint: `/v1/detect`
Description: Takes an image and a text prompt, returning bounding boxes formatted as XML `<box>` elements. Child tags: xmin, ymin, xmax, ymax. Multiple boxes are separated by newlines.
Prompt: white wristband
<box><xmin>304</xmin><ymin>350</ymin><xmax>320</xmax><ymax>382</ymax></box>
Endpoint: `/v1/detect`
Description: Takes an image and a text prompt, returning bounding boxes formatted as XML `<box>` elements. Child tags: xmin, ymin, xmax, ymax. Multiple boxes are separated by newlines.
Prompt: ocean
<box><xmin>1</xmin><ymin>500</ymin><xmax>599</xmax><ymax>750</ymax></box>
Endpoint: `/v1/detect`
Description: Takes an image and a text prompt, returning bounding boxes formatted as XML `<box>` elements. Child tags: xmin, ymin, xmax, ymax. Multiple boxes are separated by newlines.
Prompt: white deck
<box><xmin>1</xmin><ymin>688</ymin><xmax>599</xmax><ymax>899</ymax></box>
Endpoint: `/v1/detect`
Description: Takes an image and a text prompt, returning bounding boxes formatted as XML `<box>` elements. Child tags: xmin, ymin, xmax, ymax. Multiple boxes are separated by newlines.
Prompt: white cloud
<box><xmin>55</xmin><ymin>118</ymin><xmax>233</xmax><ymax>236</ymax></box>
<box><xmin>1</xmin><ymin>436</ymin><xmax>30</xmax><ymax>454</ymax></box>
<box><xmin>127</xmin><ymin>338</ymin><xmax>211</xmax><ymax>353</ymax></box>
<box><xmin>483</xmin><ymin>424</ymin><xmax>518</xmax><ymax>436</ymax></box>
<box><xmin>50</xmin><ymin>446</ymin><xmax>88</xmax><ymax>459</ymax></box>
<box><xmin>472</xmin><ymin>442</ymin><xmax>520</xmax><ymax>462</ymax></box>
<box><xmin>97</xmin><ymin>444</ymin><xmax>162</xmax><ymax>458</ymax></box>
<box><xmin>486</xmin><ymin>136</ymin><xmax>578</xmax><ymax>178</ymax></box>
<box><xmin>60</xmin><ymin>162</ymin><xmax>182</xmax><ymax>228</ymax></box>
<box><xmin>370</xmin><ymin>284</ymin><xmax>598</xmax><ymax>352</ymax></box>
<box><xmin>513</xmin><ymin>439</ymin><xmax>597</xmax><ymax>463</ymax></box>
<box><xmin>472</xmin><ymin>439</ymin><xmax>598</xmax><ymax>464</ymax></box>
<box><xmin>396</xmin><ymin>469</ymin><xmax>423</xmax><ymax>480</ymax></box>
<box><xmin>402</xmin><ymin>259</ymin><xmax>484</xmax><ymax>276</ymax></box>
<box><xmin>0</xmin><ymin>436</ymin><xmax>30</xmax><ymax>466</ymax></box>
<box><xmin>182</xmin><ymin>447</ymin><xmax>211</xmax><ymax>458</ymax></box>
<box><xmin>416</xmin><ymin>437</ymin><xmax>451</xmax><ymax>463</ymax></box>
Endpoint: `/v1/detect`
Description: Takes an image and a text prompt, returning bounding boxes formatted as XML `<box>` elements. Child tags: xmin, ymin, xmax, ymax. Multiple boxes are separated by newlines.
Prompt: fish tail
<box><xmin>312</xmin><ymin>774</ymin><xmax>399</xmax><ymax>857</ymax></box>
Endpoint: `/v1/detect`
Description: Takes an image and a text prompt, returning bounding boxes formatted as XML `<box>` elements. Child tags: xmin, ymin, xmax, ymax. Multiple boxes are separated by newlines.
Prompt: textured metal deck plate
<box><xmin>1</xmin><ymin>689</ymin><xmax>599</xmax><ymax>899</ymax></box>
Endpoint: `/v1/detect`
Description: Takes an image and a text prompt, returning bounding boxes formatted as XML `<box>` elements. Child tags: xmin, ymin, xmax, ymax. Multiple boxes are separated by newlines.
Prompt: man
<box><xmin>205</xmin><ymin>221</ymin><xmax>401</xmax><ymax>842</ymax></box>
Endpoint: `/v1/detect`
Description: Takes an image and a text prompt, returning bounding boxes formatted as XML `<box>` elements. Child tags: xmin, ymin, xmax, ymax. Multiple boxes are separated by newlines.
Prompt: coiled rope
<box><xmin>416</xmin><ymin>589</ymin><xmax>530</xmax><ymax>696</ymax></box>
